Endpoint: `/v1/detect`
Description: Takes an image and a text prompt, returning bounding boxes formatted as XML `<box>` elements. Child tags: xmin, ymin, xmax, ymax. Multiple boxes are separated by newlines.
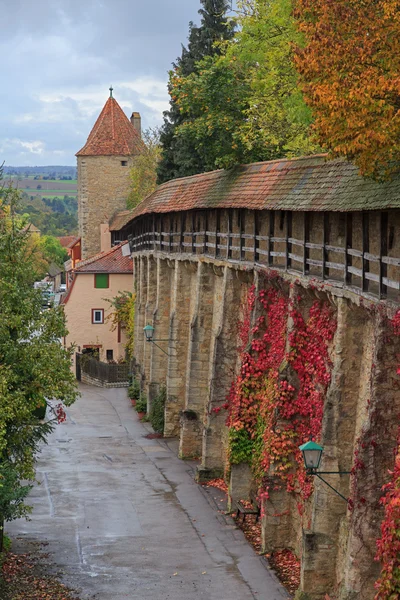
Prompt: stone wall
<box><xmin>78</xmin><ymin>155</ymin><xmax>134</xmax><ymax>258</ymax></box>
<box><xmin>132</xmin><ymin>247</ymin><xmax>400</xmax><ymax>600</ymax></box>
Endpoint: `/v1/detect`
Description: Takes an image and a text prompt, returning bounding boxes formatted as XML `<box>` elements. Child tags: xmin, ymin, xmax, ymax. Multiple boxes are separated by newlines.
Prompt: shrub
<box><xmin>128</xmin><ymin>379</ymin><xmax>140</xmax><ymax>400</ymax></box>
<box><xmin>135</xmin><ymin>394</ymin><xmax>147</xmax><ymax>414</ymax></box>
<box><xmin>149</xmin><ymin>386</ymin><xmax>166</xmax><ymax>434</ymax></box>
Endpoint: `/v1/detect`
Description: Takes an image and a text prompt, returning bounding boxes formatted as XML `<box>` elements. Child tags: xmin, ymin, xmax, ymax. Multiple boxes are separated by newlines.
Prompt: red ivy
<box><xmin>374</xmin><ymin>310</ymin><xmax>400</xmax><ymax>599</ymax></box>
<box><xmin>227</xmin><ymin>281</ymin><xmax>337</xmax><ymax>506</ymax></box>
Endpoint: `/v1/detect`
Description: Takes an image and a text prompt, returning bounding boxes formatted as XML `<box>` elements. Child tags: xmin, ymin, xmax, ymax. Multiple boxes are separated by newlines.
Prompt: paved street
<box><xmin>7</xmin><ymin>385</ymin><xmax>288</xmax><ymax>600</ymax></box>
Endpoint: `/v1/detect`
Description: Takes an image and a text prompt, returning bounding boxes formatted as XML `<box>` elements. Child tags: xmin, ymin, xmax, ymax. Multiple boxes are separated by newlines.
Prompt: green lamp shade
<box><xmin>143</xmin><ymin>325</ymin><xmax>155</xmax><ymax>341</ymax></box>
<box><xmin>299</xmin><ymin>440</ymin><xmax>323</xmax><ymax>470</ymax></box>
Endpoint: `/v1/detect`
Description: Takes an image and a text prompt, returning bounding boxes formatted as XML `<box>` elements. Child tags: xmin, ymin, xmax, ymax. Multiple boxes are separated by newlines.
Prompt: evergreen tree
<box><xmin>157</xmin><ymin>0</ymin><xmax>234</xmax><ymax>184</ymax></box>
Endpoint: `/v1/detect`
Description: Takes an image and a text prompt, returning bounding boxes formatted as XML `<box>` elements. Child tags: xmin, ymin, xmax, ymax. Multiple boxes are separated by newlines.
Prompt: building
<box><xmin>61</xmin><ymin>242</ymin><xmax>133</xmax><ymax>368</ymax></box>
<box><xmin>76</xmin><ymin>88</ymin><xmax>143</xmax><ymax>259</ymax></box>
<box><xmin>58</xmin><ymin>235</ymin><xmax>82</xmax><ymax>277</ymax></box>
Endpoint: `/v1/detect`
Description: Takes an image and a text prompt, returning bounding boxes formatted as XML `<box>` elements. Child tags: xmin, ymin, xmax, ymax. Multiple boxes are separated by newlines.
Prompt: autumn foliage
<box><xmin>294</xmin><ymin>0</ymin><xmax>400</xmax><ymax>178</ymax></box>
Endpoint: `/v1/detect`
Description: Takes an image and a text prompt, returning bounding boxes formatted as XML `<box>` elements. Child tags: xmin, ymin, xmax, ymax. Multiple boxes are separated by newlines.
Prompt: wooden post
<box><xmin>227</xmin><ymin>209</ymin><xmax>232</xmax><ymax>260</ymax></box>
<box><xmin>192</xmin><ymin>212</ymin><xmax>196</xmax><ymax>255</ymax></box>
<box><xmin>169</xmin><ymin>214</ymin><xmax>172</xmax><ymax>254</ymax></box>
<box><xmin>215</xmin><ymin>210</ymin><xmax>220</xmax><ymax>259</ymax></box>
<box><xmin>253</xmin><ymin>211</ymin><xmax>259</xmax><ymax>264</ymax></box>
<box><xmin>379</xmin><ymin>211</ymin><xmax>388</xmax><ymax>298</ymax></box>
<box><xmin>362</xmin><ymin>212</ymin><xmax>370</xmax><ymax>293</ymax></box>
<box><xmin>344</xmin><ymin>213</ymin><xmax>353</xmax><ymax>286</ymax></box>
<box><xmin>152</xmin><ymin>214</ymin><xmax>156</xmax><ymax>250</ymax></box>
<box><xmin>322</xmin><ymin>212</ymin><xmax>329</xmax><ymax>280</ymax></box>
<box><xmin>240</xmin><ymin>209</ymin><xmax>245</xmax><ymax>261</ymax></box>
<box><xmin>303</xmin><ymin>212</ymin><xmax>309</xmax><ymax>275</ymax></box>
<box><xmin>204</xmin><ymin>211</ymin><xmax>208</xmax><ymax>255</ymax></box>
<box><xmin>286</xmin><ymin>210</ymin><xmax>292</xmax><ymax>271</ymax></box>
<box><xmin>180</xmin><ymin>212</ymin><xmax>184</xmax><ymax>253</ymax></box>
<box><xmin>268</xmin><ymin>211</ymin><xmax>274</xmax><ymax>266</ymax></box>
<box><xmin>160</xmin><ymin>215</ymin><xmax>163</xmax><ymax>253</ymax></box>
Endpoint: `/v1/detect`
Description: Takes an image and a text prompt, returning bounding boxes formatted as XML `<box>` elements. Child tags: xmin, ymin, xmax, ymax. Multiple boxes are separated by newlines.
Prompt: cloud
<box><xmin>0</xmin><ymin>0</ymin><xmax>204</xmax><ymax>165</ymax></box>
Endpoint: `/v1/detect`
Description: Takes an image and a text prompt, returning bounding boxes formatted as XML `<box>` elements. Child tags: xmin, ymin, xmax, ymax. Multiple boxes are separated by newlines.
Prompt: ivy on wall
<box><xmin>224</xmin><ymin>276</ymin><xmax>337</xmax><ymax>508</ymax></box>
<box><xmin>374</xmin><ymin>309</ymin><xmax>400</xmax><ymax>600</ymax></box>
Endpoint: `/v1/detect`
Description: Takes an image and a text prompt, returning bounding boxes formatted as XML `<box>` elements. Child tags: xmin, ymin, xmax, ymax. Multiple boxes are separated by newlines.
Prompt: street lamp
<box><xmin>143</xmin><ymin>325</ymin><xmax>171</xmax><ymax>356</ymax></box>
<box><xmin>299</xmin><ymin>440</ymin><xmax>351</xmax><ymax>502</ymax></box>
<box><xmin>143</xmin><ymin>325</ymin><xmax>155</xmax><ymax>342</ymax></box>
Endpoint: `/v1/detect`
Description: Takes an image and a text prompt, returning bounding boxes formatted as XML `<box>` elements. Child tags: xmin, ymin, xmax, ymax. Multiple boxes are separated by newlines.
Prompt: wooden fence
<box><xmin>78</xmin><ymin>354</ymin><xmax>129</xmax><ymax>385</ymax></box>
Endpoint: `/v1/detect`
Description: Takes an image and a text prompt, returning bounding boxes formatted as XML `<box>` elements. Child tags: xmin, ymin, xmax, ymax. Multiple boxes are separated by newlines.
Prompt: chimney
<box><xmin>130</xmin><ymin>112</ymin><xmax>141</xmax><ymax>138</ymax></box>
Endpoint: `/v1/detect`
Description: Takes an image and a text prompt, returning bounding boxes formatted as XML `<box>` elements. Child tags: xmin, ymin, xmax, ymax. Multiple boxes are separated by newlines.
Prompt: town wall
<box><xmin>129</xmin><ymin>204</ymin><xmax>400</xmax><ymax>600</ymax></box>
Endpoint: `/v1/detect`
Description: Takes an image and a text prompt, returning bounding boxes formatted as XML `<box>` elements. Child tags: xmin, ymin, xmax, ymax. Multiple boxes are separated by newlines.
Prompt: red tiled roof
<box><xmin>76</xmin><ymin>97</ymin><xmax>143</xmax><ymax>157</ymax></box>
<box><xmin>112</xmin><ymin>155</ymin><xmax>400</xmax><ymax>233</ymax></box>
<box><xmin>74</xmin><ymin>242</ymin><xmax>132</xmax><ymax>274</ymax></box>
<box><xmin>58</xmin><ymin>235</ymin><xmax>80</xmax><ymax>249</ymax></box>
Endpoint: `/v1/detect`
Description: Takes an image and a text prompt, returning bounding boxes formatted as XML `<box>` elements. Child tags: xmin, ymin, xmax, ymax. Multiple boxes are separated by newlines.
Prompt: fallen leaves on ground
<box><xmin>234</xmin><ymin>513</ymin><xmax>262</xmax><ymax>554</ymax></box>
<box><xmin>201</xmin><ymin>478</ymin><xmax>228</xmax><ymax>493</ymax></box>
<box><xmin>268</xmin><ymin>548</ymin><xmax>300</xmax><ymax>595</ymax></box>
<box><xmin>1</xmin><ymin>552</ymin><xmax>81</xmax><ymax>600</ymax></box>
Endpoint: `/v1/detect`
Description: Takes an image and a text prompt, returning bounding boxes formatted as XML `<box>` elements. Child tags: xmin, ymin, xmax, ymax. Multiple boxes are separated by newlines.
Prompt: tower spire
<box><xmin>109</xmin><ymin>85</ymin><xmax>113</xmax><ymax>98</ymax></box>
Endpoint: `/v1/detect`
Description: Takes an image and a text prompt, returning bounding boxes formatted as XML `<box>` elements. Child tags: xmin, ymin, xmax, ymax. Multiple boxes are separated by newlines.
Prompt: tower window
<box><xmin>121</xmin><ymin>160</ymin><xmax>128</xmax><ymax>166</ymax></box>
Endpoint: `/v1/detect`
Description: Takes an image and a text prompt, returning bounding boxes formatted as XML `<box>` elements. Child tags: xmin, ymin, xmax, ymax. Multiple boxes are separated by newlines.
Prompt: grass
<box><xmin>22</xmin><ymin>190</ymin><xmax>77</xmax><ymax>197</ymax></box>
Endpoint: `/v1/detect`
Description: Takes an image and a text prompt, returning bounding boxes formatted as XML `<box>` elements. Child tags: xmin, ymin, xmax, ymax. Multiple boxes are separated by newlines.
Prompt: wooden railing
<box><xmin>123</xmin><ymin>209</ymin><xmax>400</xmax><ymax>302</ymax></box>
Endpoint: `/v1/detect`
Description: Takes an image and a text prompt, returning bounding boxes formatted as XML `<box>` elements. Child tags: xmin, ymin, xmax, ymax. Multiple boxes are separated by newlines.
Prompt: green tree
<box><xmin>0</xmin><ymin>174</ymin><xmax>78</xmax><ymax>542</ymax></box>
<box><xmin>172</xmin><ymin>0</ymin><xmax>318</xmax><ymax>171</ymax></box>
<box><xmin>157</xmin><ymin>0</ymin><xmax>235</xmax><ymax>183</ymax></box>
<box><xmin>127</xmin><ymin>128</ymin><xmax>162</xmax><ymax>209</ymax></box>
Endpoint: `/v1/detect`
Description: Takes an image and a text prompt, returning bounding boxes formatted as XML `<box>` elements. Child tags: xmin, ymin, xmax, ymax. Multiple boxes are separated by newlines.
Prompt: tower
<box><xmin>76</xmin><ymin>88</ymin><xmax>143</xmax><ymax>258</ymax></box>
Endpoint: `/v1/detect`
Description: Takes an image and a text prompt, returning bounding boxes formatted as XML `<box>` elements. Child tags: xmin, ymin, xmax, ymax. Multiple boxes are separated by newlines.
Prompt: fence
<box><xmin>77</xmin><ymin>354</ymin><xmax>129</xmax><ymax>387</ymax></box>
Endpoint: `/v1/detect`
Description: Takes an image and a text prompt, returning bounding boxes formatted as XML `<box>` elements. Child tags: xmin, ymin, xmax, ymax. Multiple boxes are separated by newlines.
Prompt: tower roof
<box><xmin>76</xmin><ymin>96</ymin><xmax>143</xmax><ymax>157</ymax></box>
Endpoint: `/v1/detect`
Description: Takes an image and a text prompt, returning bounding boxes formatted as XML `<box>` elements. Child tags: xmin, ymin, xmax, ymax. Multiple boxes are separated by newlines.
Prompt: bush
<box><xmin>135</xmin><ymin>394</ymin><xmax>147</xmax><ymax>414</ymax></box>
<box><xmin>128</xmin><ymin>379</ymin><xmax>140</xmax><ymax>400</ymax></box>
<box><xmin>149</xmin><ymin>386</ymin><xmax>166</xmax><ymax>434</ymax></box>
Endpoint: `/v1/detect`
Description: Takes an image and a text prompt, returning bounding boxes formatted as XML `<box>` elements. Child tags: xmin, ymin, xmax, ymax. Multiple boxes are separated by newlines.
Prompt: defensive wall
<box><xmin>112</xmin><ymin>155</ymin><xmax>400</xmax><ymax>600</ymax></box>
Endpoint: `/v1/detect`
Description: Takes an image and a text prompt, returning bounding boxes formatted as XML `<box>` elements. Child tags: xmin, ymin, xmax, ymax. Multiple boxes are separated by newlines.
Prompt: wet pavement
<box><xmin>7</xmin><ymin>384</ymin><xmax>289</xmax><ymax>600</ymax></box>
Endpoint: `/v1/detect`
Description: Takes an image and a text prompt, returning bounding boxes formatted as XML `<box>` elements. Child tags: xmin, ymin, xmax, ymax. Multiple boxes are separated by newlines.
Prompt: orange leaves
<box><xmin>294</xmin><ymin>0</ymin><xmax>400</xmax><ymax>178</ymax></box>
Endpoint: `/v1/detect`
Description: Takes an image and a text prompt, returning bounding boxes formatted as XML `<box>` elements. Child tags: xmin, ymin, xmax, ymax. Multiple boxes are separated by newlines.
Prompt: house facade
<box><xmin>61</xmin><ymin>243</ymin><xmax>133</xmax><ymax>369</ymax></box>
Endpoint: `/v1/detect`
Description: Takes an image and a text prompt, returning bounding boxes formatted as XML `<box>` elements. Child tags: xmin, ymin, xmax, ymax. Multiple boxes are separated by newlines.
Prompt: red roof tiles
<box><xmin>58</xmin><ymin>235</ymin><xmax>80</xmax><ymax>249</ymax></box>
<box><xmin>74</xmin><ymin>242</ymin><xmax>132</xmax><ymax>274</ymax></box>
<box><xmin>76</xmin><ymin>97</ymin><xmax>143</xmax><ymax>157</ymax></box>
<box><xmin>112</xmin><ymin>155</ymin><xmax>400</xmax><ymax>234</ymax></box>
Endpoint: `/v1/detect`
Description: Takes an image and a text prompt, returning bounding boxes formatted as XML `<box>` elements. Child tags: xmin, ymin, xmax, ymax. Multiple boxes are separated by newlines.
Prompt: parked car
<box><xmin>59</xmin><ymin>284</ymin><xmax>67</xmax><ymax>292</ymax></box>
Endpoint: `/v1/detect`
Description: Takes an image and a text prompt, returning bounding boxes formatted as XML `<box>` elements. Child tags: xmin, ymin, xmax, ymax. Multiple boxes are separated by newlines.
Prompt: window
<box><xmin>106</xmin><ymin>349</ymin><xmax>113</xmax><ymax>361</ymax></box>
<box><xmin>92</xmin><ymin>309</ymin><xmax>104</xmax><ymax>324</ymax></box>
<box><xmin>95</xmin><ymin>273</ymin><xmax>109</xmax><ymax>288</ymax></box>
<box><xmin>121</xmin><ymin>160</ymin><xmax>128</xmax><ymax>166</ymax></box>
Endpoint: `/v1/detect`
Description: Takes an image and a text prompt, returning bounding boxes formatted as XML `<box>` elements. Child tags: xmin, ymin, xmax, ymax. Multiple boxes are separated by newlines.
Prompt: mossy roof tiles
<box><xmin>111</xmin><ymin>154</ymin><xmax>400</xmax><ymax>232</ymax></box>
<box><xmin>76</xmin><ymin>97</ymin><xmax>143</xmax><ymax>157</ymax></box>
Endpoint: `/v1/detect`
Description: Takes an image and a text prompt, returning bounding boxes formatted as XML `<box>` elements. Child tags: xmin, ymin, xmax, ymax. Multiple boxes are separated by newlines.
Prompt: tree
<box><xmin>127</xmin><ymin>128</ymin><xmax>162</xmax><ymax>209</ymax></box>
<box><xmin>157</xmin><ymin>0</ymin><xmax>235</xmax><ymax>183</ymax></box>
<box><xmin>170</xmin><ymin>0</ymin><xmax>318</xmax><ymax>171</ymax></box>
<box><xmin>294</xmin><ymin>0</ymin><xmax>400</xmax><ymax>178</ymax></box>
<box><xmin>0</xmin><ymin>173</ymin><xmax>78</xmax><ymax>540</ymax></box>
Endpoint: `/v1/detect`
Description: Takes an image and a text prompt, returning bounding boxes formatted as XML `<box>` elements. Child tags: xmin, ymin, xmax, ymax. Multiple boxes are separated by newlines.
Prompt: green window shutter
<box><xmin>95</xmin><ymin>273</ymin><xmax>109</xmax><ymax>288</ymax></box>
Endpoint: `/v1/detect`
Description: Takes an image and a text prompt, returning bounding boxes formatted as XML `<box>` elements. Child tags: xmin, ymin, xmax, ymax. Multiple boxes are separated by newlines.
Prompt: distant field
<box><xmin>23</xmin><ymin>189</ymin><xmax>77</xmax><ymax>197</ymax></box>
<box><xmin>4</xmin><ymin>177</ymin><xmax>77</xmax><ymax>192</ymax></box>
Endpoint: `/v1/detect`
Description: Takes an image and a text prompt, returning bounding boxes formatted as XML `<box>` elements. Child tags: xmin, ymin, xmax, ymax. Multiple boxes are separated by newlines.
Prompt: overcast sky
<box><xmin>0</xmin><ymin>0</ymin><xmax>216</xmax><ymax>166</ymax></box>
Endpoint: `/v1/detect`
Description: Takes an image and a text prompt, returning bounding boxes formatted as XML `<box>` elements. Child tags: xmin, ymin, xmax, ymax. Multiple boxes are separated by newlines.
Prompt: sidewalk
<box><xmin>7</xmin><ymin>384</ymin><xmax>289</xmax><ymax>600</ymax></box>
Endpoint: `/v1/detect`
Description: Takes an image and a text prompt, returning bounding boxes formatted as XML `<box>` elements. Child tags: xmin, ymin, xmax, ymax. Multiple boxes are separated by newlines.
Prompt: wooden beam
<box><xmin>180</xmin><ymin>212</ymin><xmax>184</xmax><ymax>253</ymax></box>
<box><xmin>204</xmin><ymin>211</ymin><xmax>208</xmax><ymax>255</ymax></box>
